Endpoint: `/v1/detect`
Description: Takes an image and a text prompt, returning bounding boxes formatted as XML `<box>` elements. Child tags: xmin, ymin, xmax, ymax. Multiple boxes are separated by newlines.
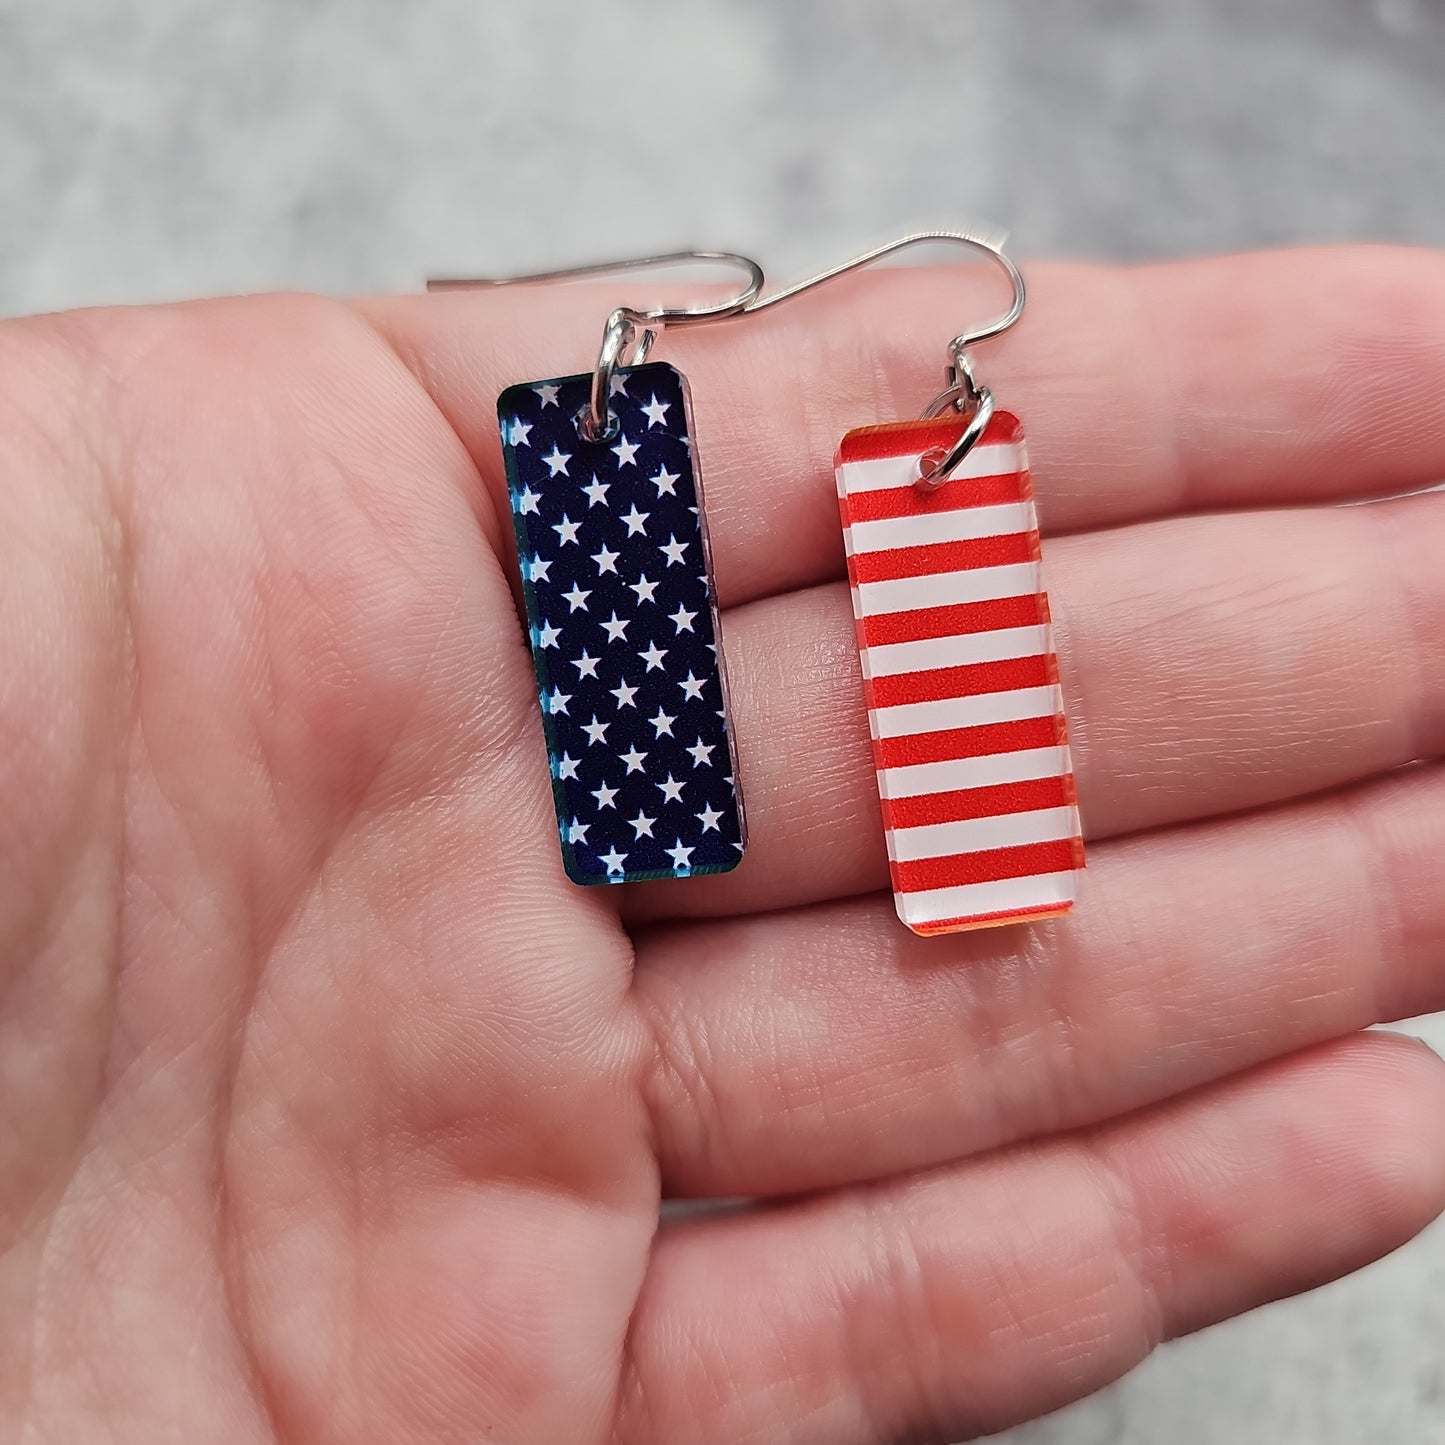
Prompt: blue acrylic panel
<box><xmin>497</xmin><ymin>361</ymin><xmax>746</xmax><ymax>884</ymax></box>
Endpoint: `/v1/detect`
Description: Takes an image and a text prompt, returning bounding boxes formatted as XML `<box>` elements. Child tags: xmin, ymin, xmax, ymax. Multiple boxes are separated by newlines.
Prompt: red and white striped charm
<box><xmin>834</xmin><ymin>410</ymin><xmax>1084</xmax><ymax>935</ymax></box>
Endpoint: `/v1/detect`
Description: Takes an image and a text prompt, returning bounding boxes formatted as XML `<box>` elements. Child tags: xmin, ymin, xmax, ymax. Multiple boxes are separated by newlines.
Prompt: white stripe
<box><xmin>888</xmin><ymin>806</ymin><xmax>1080</xmax><ymax>863</ymax></box>
<box><xmin>895</xmin><ymin>870</ymin><xmax>1078</xmax><ymax>931</ymax></box>
<box><xmin>840</xmin><ymin>442</ymin><xmax>1023</xmax><ymax>494</ymax></box>
<box><xmin>866</xmin><ymin>625</ymin><xmax>1051</xmax><ymax>679</ymax></box>
<box><xmin>846</xmin><ymin>502</ymin><xmax>1035</xmax><ymax>555</ymax></box>
<box><xmin>872</xmin><ymin>685</ymin><xmax>1061</xmax><ymax>739</ymax></box>
<box><xmin>855</xmin><ymin>562</ymin><xmax>1039</xmax><ymax>616</ymax></box>
<box><xmin>878</xmin><ymin>746</ymin><xmax>1070</xmax><ymax>799</ymax></box>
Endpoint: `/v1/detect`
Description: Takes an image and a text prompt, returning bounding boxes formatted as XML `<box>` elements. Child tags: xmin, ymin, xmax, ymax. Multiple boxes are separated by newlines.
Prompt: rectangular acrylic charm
<box><xmin>498</xmin><ymin>361</ymin><xmax>745</xmax><ymax>885</ymax></box>
<box><xmin>834</xmin><ymin>411</ymin><xmax>1084</xmax><ymax>935</ymax></box>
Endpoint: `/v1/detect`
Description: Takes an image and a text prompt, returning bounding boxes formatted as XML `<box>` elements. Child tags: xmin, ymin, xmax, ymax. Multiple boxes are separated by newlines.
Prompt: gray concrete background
<box><xmin>2</xmin><ymin>1</ymin><xmax>1443</xmax><ymax>1440</ymax></box>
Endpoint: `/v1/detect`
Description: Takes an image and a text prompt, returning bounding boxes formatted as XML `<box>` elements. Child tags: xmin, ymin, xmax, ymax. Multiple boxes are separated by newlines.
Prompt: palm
<box><xmin>2</xmin><ymin>251</ymin><xmax>1443</xmax><ymax>1445</ymax></box>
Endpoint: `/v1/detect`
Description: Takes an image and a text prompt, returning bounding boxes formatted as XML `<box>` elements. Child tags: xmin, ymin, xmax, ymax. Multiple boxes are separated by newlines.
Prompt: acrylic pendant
<box><xmin>835</xmin><ymin>410</ymin><xmax>1083</xmax><ymax>934</ymax></box>
<box><xmin>499</xmin><ymin>361</ymin><xmax>745</xmax><ymax>885</ymax></box>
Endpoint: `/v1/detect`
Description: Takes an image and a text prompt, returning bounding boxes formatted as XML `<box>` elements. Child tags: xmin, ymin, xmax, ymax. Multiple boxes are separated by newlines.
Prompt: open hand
<box><xmin>2</xmin><ymin>248</ymin><xmax>1443</xmax><ymax>1443</ymax></box>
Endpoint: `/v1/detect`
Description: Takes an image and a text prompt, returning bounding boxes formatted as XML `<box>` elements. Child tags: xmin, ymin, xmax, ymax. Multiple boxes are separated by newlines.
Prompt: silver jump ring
<box><xmin>917</xmin><ymin>385</ymin><xmax>996</xmax><ymax>490</ymax></box>
<box><xmin>582</xmin><ymin>307</ymin><xmax>656</xmax><ymax>442</ymax></box>
<box><xmin>917</xmin><ymin>348</ymin><xmax>994</xmax><ymax>485</ymax></box>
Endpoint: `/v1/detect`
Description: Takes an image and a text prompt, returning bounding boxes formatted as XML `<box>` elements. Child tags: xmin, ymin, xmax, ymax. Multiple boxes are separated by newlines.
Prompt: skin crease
<box><xmin>0</xmin><ymin>250</ymin><xmax>1441</xmax><ymax>1445</ymax></box>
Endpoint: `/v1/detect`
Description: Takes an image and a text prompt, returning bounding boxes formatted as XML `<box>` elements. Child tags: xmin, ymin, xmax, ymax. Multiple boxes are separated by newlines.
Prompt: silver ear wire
<box><xmin>742</xmin><ymin>229</ymin><xmax>1025</xmax><ymax>482</ymax></box>
<box><xmin>427</xmin><ymin>252</ymin><xmax>765</xmax><ymax>442</ymax></box>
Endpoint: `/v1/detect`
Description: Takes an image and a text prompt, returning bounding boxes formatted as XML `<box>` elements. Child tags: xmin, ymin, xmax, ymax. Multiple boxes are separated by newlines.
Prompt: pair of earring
<box><xmin>429</xmin><ymin>231</ymin><xmax>1084</xmax><ymax>935</ymax></box>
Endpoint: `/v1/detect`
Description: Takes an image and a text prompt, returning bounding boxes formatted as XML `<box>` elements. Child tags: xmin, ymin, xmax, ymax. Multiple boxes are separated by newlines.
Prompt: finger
<box><xmin>634</xmin><ymin>761</ymin><xmax>1445</xmax><ymax>1197</ymax></box>
<box><xmin>619</xmin><ymin>1035</ymin><xmax>1445</xmax><ymax>1445</ymax></box>
<box><xmin>626</xmin><ymin>489</ymin><xmax>1445</xmax><ymax>921</ymax></box>
<box><xmin>361</xmin><ymin>247</ymin><xmax>1445</xmax><ymax>608</ymax></box>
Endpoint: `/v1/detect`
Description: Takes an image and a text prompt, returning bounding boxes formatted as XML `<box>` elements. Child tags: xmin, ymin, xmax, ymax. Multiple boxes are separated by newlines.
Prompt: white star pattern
<box><xmin>695</xmin><ymin>803</ymin><xmax>723</xmax><ymax>832</ymax></box>
<box><xmin>501</xmin><ymin>365</ymin><xmax>741</xmax><ymax>881</ymax></box>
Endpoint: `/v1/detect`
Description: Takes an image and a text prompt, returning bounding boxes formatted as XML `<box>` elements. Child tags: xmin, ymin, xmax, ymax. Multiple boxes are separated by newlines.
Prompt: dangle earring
<box><xmin>745</xmin><ymin>232</ymin><xmax>1084</xmax><ymax>935</ymax></box>
<box><xmin>428</xmin><ymin>254</ymin><xmax>759</xmax><ymax>885</ymax></box>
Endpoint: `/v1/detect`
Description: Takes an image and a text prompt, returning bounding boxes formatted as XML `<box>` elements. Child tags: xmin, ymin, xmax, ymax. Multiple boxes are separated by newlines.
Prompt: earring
<box><xmin>428</xmin><ymin>254</ymin><xmax>760</xmax><ymax>885</ymax></box>
<box><xmin>745</xmin><ymin>232</ymin><xmax>1084</xmax><ymax>935</ymax></box>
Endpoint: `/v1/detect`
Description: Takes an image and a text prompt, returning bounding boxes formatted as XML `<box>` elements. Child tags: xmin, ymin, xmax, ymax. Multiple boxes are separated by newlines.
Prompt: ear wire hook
<box><xmin>427</xmin><ymin>251</ymin><xmax>765</xmax><ymax>442</ymax></box>
<box><xmin>742</xmin><ymin>229</ymin><xmax>1026</xmax><ymax>485</ymax></box>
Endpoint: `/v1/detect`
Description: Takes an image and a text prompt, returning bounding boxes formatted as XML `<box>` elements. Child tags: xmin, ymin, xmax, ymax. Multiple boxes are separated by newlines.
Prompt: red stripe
<box><xmin>843</xmin><ymin>471</ymin><xmax>1029</xmax><ymax>522</ymax></box>
<box><xmin>882</xmin><ymin>774</ymin><xmax>1071</xmax><ymax>831</ymax></box>
<box><xmin>868</xmin><ymin>653</ymin><xmax>1053</xmax><ymax>710</ymax></box>
<box><xmin>861</xmin><ymin>594</ymin><xmax>1045</xmax><ymax>648</ymax></box>
<box><xmin>913</xmin><ymin>901</ymin><xmax>1075</xmax><ymax>936</ymax></box>
<box><xmin>835</xmin><ymin>410</ymin><xmax>1024</xmax><ymax>465</ymax></box>
<box><xmin>851</xmin><ymin>531</ymin><xmax>1037</xmax><ymax>584</ymax></box>
<box><xmin>911</xmin><ymin>900</ymin><xmax>1074</xmax><ymax>934</ymax></box>
<box><xmin>876</xmin><ymin>714</ymin><xmax>1062</xmax><ymax>768</ymax></box>
<box><xmin>894</xmin><ymin>838</ymin><xmax>1082</xmax><ymax>893</ymax></box>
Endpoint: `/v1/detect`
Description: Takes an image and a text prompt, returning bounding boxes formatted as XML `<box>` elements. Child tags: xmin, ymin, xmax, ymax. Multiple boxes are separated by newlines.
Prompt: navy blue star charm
<box><xmin>497</xmin><ymin>362</ymin><xmax>746</xmax><ymax>884</ymax></box>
